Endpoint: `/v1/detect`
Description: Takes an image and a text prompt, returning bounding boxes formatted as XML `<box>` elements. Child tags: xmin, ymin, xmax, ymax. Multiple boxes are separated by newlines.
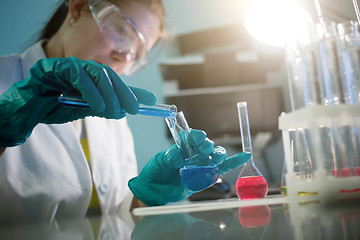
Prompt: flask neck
<box><xmin>238</xmin><ymin>157</ymin><xmax>263</xmax><ymax>177</ymax></box>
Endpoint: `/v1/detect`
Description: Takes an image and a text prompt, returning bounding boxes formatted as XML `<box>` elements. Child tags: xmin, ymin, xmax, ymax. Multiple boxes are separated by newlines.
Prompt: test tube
<box><xmin>285</xmin><ymin>22</ymin><xmax>320</xmax><ymax>111</ymax></box>
<box><xmin>314</xmin><ymin>0</ymin><xmax>326</xmax><ymax>32</ymax></box>
<box><xmin>337</xmin><ymin>20</ymin><xmax>360</xmax><ymax>175</ymax></box>
<box><xmin>165</xmin><ymin>111</ymin><xmax>219</xmax><ymax>192</ymax></box>
<box><xmin>315</xmin><ymin>22</ymin><xmax>359</xmax><ymax>177</ymax></box>
<box><xmin>58</xmin><ymin>93</ymin><xmax>177</xmax><ymax>118</ymax></box>
<box><xmin>337</xmin><ymin>21</ymin><xmax>360</xmax><ymax>105</ymax></box>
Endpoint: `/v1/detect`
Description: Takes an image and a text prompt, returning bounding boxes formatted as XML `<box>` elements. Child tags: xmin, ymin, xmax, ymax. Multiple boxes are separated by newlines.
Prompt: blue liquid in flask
<box><xmin>180</xmin><ymin>165</ymin><xmax>219</xmax><ymax>192</ymax></box>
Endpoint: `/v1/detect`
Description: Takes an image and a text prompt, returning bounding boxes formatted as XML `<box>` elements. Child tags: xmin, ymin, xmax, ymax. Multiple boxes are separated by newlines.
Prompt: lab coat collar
<box><xmin>21</xmin><ymin>40</ymin><xmax>47</xmax><ymax>79</ymax></box>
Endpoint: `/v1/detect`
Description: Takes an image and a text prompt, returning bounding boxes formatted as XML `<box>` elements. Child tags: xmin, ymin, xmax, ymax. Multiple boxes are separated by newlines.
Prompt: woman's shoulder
<box><xmin>0</xmin><ymin>53</ymin><xmax>23</xmax><ymax>94</ymax></box>
<box><xmin>0</xmin><ymin>53</ymin><xmax>22</xmax><ymax>67</ymax></box>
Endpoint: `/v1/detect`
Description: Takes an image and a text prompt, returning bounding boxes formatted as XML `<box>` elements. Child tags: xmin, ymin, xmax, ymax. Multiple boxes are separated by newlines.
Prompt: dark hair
<box><xmin>38</xmin><ymin>1</ymin><xmax>69</xmax><ymax>41</ymax></box>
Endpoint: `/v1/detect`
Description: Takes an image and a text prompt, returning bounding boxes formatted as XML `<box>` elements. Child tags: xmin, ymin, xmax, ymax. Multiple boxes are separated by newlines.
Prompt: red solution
<box><xmin>238</xmin><ymin>205</ymin><xmax>271</xmax><ymax>228</ymax></box>
<box><xmin>236</xmin><ymin>176</ymin><xmax>268</xmax><ymax>200</ymax></box>
<box><xmin>331</xmin><ymin>168</ymin><xmax>358</xmax><ymax>177</ymax></box>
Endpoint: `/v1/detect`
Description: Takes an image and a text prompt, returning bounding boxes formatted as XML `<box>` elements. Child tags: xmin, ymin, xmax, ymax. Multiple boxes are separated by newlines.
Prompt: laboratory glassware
<box><xmin>314</xmin><ymin>0</ymin><xmax>325</xmax><ymax>29</ymax></box>
<box><xmin>337</xmin><ymin>20</ymin><xmax>360</xmax><ymax>175</ymax></box>
<box><xmin>58</xmin><ymin>93</ymin><xmax>177</xmax><ymax>117</ymax></box>
<box><xmin>235</xmin><ymin>102</ymin><xmax>268</xmax><ymax>200</ymax></box>
<box><xmin>281</xmin><ymin>17</ymin><xmax>360</xmax><ymax>199</ymax></box>
<box><xmin>238</xmin><ymin>205</ymin><xmax>271</xmax><ymax>228</ymax></box>
<box><xmin>284</xmin><ymin>23</ymin><xmax>323</xmax><ymax>186</ymax></box>
<box><xmin>352</xmin><ymin>0</ymin><xmax>360</xmax><ymax>24</ymax></box>
<box><xmin>58</xmin><ymin>67</ymin><xmax>174</xmax><ymax>117</ymax></box>
<box><xmin>285</xmin><ymin>22</ymin><xmax>320</xmax><ymax>110</ymax></box>
<box><xmin>315</xmin><ymin>22</ymin><xmax>359</xmax><ymax>177</ymax></box>
<box><xmin>337</xmin><ymin>21</ymin><xmax>360</xmax><ymax>105</ymax></box>
<box><xmin>280</xmin><ymin>161</ymin><xmax>287</xmax><ymax>196</ymax></box>
<box><xmin>165</xmin><ymin>111</ymin><xmax>219</xmax><ymax>192</ymax></box>
<box><xmin>315</xmin><ymin>22</ymin><xmax>344</xmax><ymax>105</ymax></box>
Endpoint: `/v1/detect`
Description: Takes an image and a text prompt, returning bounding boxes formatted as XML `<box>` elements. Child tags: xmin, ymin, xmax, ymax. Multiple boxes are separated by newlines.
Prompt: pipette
<box><xmin>314</xmin><ymin>0</ymin><xmax>325</xmax><ymax>30</ymax></box>
<box><xmin>58</xmin><ymin>93</ymin><xmax>177</xmax><ymax>118</ymax></box>
<box><xmin>352</xmin><ymin>0</ymin><xmax>360</xmax><ymax>24</ymax></box>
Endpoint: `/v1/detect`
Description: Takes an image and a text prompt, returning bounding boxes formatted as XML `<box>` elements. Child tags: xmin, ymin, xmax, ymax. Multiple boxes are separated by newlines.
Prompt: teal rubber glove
<box><xmin>0</xmin><ymin>57</ymin><xmax>156</xmax><ymax>147</ymax></box>
<box><xmin>128</xmin><ymin>129</ymin><xmax>251</xmax><ymax>206</ymax></box>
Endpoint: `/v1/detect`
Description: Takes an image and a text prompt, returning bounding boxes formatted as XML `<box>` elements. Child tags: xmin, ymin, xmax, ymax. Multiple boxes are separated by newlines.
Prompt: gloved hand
<box><xmin>128</xmin><ymin>129</ymin><xmax>251</xmax><ymax>206</ymax></box>
<box><xmin>0</xmin><ymin>57</ymin><xmax>156</xmax><ymax>147</ymax></box>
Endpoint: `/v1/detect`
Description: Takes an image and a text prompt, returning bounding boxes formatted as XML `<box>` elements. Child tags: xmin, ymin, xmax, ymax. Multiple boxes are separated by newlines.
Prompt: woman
<box><xmin>0</xmin><ymin>0</ymin><xmax>250</xmax><ymax>224</ymax></box>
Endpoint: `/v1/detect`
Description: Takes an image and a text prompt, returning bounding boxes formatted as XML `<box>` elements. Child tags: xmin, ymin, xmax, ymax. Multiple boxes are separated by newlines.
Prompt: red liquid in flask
<box><xmin>238</xmin><ymin>205</ymin><xmax>271</xmax><ymax>228</ymax></box>
<box><xmin>236</xmin><ymin>176</ymin><xmax>268</xmax><ymax>200</ymax></box>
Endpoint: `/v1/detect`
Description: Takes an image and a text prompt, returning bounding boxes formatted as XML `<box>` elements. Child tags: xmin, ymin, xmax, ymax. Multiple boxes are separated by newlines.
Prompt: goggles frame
<box><xmin>87</xmin><ymin>0</ymin><xmax>149</xmax><ymax>75</ymax></box>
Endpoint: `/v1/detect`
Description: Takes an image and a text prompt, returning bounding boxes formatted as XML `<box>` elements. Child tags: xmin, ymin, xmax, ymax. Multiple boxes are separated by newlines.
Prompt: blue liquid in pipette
<box><xmin>137</xmin><ymin>106</ymin><xmax>176</xmax><ymax>118</ymax></box>
<box><xmin>180</xmin><ymin>165</ymin><xmax>219</xmax><ymax>192</ymax></box>
<box><xmin>58</xmin><ymin>94</ymin><xmax>176</xmax><ymax>118</ymax></box>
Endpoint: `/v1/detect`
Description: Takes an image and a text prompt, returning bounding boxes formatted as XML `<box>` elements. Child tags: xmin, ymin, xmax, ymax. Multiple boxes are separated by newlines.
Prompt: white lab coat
<box><xmin>0</xmin><ymin>41</ymin><xmax>138</xmax><ymax>224</ymax></box>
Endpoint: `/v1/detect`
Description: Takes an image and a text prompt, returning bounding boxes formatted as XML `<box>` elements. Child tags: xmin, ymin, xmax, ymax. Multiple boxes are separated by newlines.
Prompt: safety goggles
<box><xmin>88</xmin><ymin>0</ymin><xmax>149</xmax><ymax>75</ymax></box>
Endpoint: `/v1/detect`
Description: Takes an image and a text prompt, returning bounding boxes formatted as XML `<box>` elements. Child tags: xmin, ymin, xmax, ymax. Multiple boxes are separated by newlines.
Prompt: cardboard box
<box><xmin>160</xmin><ymin>52</ymin><xmax>283</xmax><ymax>89</ymax></box>
<box><xmin>165</xmin><ymin>84</ymin><xmax>284</xmax><ymax>139</ymax></box>
<box><xmin>203</xmin><ymin>51</ymin><xmax>239</xmax><ymax>87</ymax></box>
<box><xmin>160</xmin><ymin>63</ymin><xmax>204</xmax><ymax>89</ymax></box>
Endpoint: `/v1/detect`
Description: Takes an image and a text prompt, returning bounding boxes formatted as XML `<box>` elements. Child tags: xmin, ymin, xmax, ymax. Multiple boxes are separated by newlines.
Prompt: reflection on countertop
<box><xmin>1</xmin><ymin>196</ymin><xmax>360</xmax><ymax>240</ymax></box>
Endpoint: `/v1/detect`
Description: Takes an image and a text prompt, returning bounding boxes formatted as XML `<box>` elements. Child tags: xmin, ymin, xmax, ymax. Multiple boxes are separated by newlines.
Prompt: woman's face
<box><xmin>62</xmin><ymin>1</ymin><xmax>161</xmax><ymax>75</ymax></box>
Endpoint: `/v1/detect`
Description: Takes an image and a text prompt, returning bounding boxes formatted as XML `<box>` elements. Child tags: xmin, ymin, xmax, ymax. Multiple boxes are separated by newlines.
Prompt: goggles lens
<box><xmin>88</xmin><ymin>0</ymin><xmax>149</xmax><ymax>75</ymax></box>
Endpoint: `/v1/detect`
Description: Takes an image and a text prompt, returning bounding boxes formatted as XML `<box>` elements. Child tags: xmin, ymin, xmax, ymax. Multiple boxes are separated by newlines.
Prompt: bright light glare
<box><xmin>244</xmin><ymin>0</ymin><xmax>312</xmax><ymax>47</ymax></box>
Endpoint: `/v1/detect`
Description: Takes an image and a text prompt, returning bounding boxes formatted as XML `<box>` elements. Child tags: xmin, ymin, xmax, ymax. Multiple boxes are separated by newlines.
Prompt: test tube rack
<box><xmin>279</xmin><ymin>104</ymin><xmax>360</xmax><ymax>204</ymax></box>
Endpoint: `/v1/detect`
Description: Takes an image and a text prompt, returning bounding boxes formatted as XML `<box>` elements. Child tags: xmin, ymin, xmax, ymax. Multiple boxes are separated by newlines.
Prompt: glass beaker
<box><xmin>235</xmin><ymin>102</ymin><xmax>268</xmax><ymax>200</ymax></box>
<box><xmin>165</xmin><ymin>111</ymin><xmax>219</xmax><ymax>192</ymax></box>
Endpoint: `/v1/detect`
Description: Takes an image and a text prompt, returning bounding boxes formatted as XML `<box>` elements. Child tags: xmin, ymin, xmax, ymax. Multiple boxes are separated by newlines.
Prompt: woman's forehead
<box><xmin>116</xmin><ymin>1</ymin><xmax>161</xmax><ymax>50</ymax></box>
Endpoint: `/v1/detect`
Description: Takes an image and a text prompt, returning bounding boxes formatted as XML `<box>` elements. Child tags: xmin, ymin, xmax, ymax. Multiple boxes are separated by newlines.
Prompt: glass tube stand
<box><xmin>279</xmin><ymin>105</ymin><xmax>360</xmax><ymax>203</ymax></box>
<box><xmin>282</xmin><ymin>20</ymin><xmax>360</xmax><ymax>203</ymax></box>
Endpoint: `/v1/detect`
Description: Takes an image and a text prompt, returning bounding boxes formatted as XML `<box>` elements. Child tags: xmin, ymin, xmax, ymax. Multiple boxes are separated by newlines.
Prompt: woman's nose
<box><xmin>111</xmin><ymin>50</ymin><xmax>135</xmax><ymax>63</ymax></box>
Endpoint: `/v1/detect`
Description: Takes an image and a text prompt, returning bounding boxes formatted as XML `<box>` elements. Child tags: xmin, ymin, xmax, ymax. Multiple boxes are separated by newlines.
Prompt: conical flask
<box><xmin>236</xmin><ymin>102</ymin><xmax>268</xmax><ymax>200</ymax></box>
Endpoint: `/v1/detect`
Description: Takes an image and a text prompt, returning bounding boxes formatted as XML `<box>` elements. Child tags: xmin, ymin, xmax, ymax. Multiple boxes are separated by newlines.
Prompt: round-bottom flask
<box><xmin>236</xmin><ymin>160</ymin><xmax>268</xmax><ymax>200</ymax></box>
<box><xmin>236</xmin><ymin>102</ymin><xmax>268</xmax><ymax>200</ymax></box>
<box><xmin>166</xmin><ymin>111</ymin><xmax>219</xmax><ymax>192</ymax></box>
<box><xmin>180</xmin><ymin>165</ymin><xmax>219</xmax><ymax>192</ymax></box>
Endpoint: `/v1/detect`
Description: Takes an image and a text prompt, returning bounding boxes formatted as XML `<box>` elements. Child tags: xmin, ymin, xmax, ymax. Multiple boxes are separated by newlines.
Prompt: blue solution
<box><xmin>180</xmin><ymin>165</ymin><xmax>220</xmax><ymax>192</ymax></box>
<box><xmin>58</xmin><ymin>94</ymin><xmax>176</xmax><ymax>117</ymax></box>
<box><xmin>137</xmin><ymin>105</ymin><xmax>175</xmax><ymax>117</ymax></box>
